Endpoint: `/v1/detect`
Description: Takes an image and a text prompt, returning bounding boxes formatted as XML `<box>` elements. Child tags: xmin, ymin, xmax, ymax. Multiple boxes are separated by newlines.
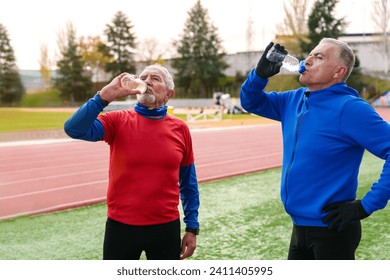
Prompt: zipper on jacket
<box><xmin>283</xmin><ymin>97</ymin><xmax>309</xmax><ymax>209</ymax></box>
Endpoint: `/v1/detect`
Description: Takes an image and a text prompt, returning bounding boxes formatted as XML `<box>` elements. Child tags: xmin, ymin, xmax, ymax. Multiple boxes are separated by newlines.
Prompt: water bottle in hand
<box><xmin>266</xmin><ymin>45</ymin><xmax>305</xmax><ymax>74</ymax></box>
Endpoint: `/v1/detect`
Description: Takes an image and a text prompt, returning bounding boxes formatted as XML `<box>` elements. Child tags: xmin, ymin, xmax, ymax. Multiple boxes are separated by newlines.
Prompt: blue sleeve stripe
<box><xmin>179</xmin><ymin>163</ymin><xmax>200</xmax><ymax>229</ymax></box>
<box><xmin>64</xmin><ymin>94</ymin><xmax>105</xmax><ymax>141</ymax></box>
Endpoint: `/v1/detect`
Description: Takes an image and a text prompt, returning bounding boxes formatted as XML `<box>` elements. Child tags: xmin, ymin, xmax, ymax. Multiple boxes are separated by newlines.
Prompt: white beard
<box><xmin>137</xmin><ymin>93</ymin><xmax>156</xmax><ymax>104</ymax></box>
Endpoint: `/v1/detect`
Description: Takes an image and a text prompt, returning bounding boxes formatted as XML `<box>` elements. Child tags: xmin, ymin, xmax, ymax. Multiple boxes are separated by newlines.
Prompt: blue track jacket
<box><xmin>240</xmin><ymin>69</ymin><xmax>390</xmax><ymax>226</ymax></box>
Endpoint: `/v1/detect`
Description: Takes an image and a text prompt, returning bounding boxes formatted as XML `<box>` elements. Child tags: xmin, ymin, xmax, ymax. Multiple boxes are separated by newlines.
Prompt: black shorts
<box><xmin>287</xmin><ymin>222</ymin><xmax>362</xmax><ymax>260</ymax></box>
<box><xmin>103</xmin><ymin>217</ymin><xmax>181</xmax><ymax>260</ymax></box>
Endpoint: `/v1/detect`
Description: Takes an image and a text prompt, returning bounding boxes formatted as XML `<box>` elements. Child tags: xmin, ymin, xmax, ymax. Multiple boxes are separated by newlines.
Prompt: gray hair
<box><xmin>144</xmin><ymin>64</ymin><xmax>175</xmax><ymax>90</ymax></box>
<box><xmin>320</xmin><ymin>38</ymin><xmax>355</xmax><ymax>81</ymax></box>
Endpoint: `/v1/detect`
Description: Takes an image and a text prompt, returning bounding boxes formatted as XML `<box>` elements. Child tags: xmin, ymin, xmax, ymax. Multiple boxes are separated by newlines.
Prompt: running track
<box><xmin>0</xmin><ymin>124</ymin><xmax>282</xmax><ymax>221</ymax></box>
<box><xmin>1</xmin><ymin>108</ymin><xmax>389</xmax><ymax>221</ymax></box>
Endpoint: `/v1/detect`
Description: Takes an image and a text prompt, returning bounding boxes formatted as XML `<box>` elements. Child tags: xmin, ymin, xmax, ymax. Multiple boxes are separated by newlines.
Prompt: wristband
<box><xmin>97</xmin><ymin>92</ymin><xmax>109</xmax><ymax>107</ymax></box>
<box><xmin>185</xmin><ymin>228</ymin><xmax>200</xmax><ymax>235</ymax></box>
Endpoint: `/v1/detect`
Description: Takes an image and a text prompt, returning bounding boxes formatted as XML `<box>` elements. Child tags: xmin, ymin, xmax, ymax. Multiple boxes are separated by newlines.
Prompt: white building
<box><xmin>340</xmin><ymin>33</ymin><xmax>389</xmax><ymax>74</ymax></box>
<box><xmin>135</xmin><ymin>33</ymin><xmax>389</xmax><ymax>78</ymax></box>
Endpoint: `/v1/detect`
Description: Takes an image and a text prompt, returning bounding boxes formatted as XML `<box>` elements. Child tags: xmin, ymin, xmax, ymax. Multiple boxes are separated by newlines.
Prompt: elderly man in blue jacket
<box><xmin>240</xmin><ymin>38</ymin><xmax>390</xmax><ymax>260</ymax></box>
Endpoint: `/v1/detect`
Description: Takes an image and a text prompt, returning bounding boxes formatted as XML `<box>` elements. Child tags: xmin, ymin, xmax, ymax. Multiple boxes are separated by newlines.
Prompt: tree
<box><xmin>54</xmin><ymin>22</ymin><xmax>92</xmax><ymax>103</ymax></box>
<box><xmin>79</xmin><ymin>35</ymin><xmax>111</xmax><ymax>82</ymax></box>
<box><xmin>38</xmin><ymin>43</ymin><xmax>53</xmax><ymax>90</ymax></box>
<box><xmin>276</xmin><ymin>0</ymin><xmax>310</xmax><ymax>56</ymax></box>
<box><xmin>371</xmin><ymin>0</ymin><xmax>390</xmax><ymax>73</ymax></box>
<box><xmin>137</xmin><ymin>37</ymin><xmax>169</xmax><ymax>65</ymax></box>
<box><xmin>300</xmin><ymin>0</ymin><xmax>345</xmax><ymax>54</ymax></box>
<box><xmin>172</xmin><ymin>0</ymin><xmax>228</xmax><ymax>98</ymax></box>
<box><xmin>102</xmin><ymin>11</ymin><xmax>137</xmax><ymax>78</ymax></box>
<box><xmin>0</xmin><ymin>23</ymin><xmax>25</xmax><ymax>105</ymax></box>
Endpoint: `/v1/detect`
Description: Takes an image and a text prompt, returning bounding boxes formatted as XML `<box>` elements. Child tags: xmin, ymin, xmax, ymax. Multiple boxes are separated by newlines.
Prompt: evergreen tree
<box><xmin>0</xmin><ymin>23</ymin><xmax>25</xmax><ymax>105</ymax></box>
<box><xmin>54</xmin><ymin>22</ymin><xmax>92</xmax><ymax>103</ymax></box>
<box><xmin>300</xmin><ymin>0</ymin><xmax>345</xmax><ymax>54</ymax></box>
<box><xmin>172</xmin><ymin>0</ymin><xmax>228</xmax><ymax>98</ymax></box>
<box><xmin>102</xmin><ymin>11</ymin><xmax>137</xmax><ymax>78</ymax></box>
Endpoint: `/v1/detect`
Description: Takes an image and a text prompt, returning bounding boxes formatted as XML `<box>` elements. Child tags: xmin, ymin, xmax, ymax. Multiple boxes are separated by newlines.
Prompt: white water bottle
<box><xmin>266</xmin><ymin>45</ymin><xmax>305</xmax><ymax>74</ymax></box>
<box><xmin>120</xmin><ymin>74</ymin><xmax>148</xmax><ymax>94</ymax></box>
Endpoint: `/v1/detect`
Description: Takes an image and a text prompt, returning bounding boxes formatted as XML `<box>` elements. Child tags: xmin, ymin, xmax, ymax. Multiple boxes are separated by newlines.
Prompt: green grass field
<box><xmin>0</xmin><ymin>151</ymin><xmax>388</xmax><ymax>260</ymax></box>
<box><xmin>0</xmin><ymin>108</ymin><xmax>75</xmax><ymax>132</ymax></box>
<box><xmin>0</xmin><ymin>108</ymin><xmax>263</xmax><ymax>132</ymax></box>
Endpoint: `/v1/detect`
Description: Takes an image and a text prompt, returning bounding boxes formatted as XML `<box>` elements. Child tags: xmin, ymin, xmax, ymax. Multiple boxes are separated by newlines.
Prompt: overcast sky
<box><xmin>0</xmin><ymin>0</ymin><xmax>375</xmax><ymax>70</ymax></box>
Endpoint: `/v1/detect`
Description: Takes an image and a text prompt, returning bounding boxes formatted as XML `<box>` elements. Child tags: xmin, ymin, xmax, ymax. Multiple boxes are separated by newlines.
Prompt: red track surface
<box><xmin>0</xmin><ymin>108</ymin><xmax>389</xmax><ymax>221</ymax></box>
<box><xmin>0</xmin><ymin>124</ymin><xmax>282</xmax><ymax>221</ymax></box>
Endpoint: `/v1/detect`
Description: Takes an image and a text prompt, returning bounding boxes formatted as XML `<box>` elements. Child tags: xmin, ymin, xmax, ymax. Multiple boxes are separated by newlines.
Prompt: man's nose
<box><xmin>143</xmin><ymin>76</ymin><xmax>152</xmax><ymax>85</ymax></box>
<box><xmin>304</xmin><ymin>57</ymin><xmax>311</xmax><ymax>67</ymax></box>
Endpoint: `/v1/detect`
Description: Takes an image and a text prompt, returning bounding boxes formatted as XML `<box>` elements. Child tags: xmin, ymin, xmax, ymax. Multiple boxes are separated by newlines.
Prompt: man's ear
<box><xmin>334</xmin><ymin>65</ymin><xmax>347</xmax><ymax>79</ymax></box>
<box><xmin>167</xmin><ymin>89</ymin><xmax>175</xmax><ymax>99</ymax></box>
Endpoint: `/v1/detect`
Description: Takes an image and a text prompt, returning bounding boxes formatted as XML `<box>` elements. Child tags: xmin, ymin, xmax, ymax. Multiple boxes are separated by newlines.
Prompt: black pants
<box><xmin>288</xmin><ymin>222</ymin><xmax>362</xmax><ymax>260</ymax></box>
<box><xmin>103</xmin><ymin>218</ymin><xmax>181</xmax><ymax>260</ymax></box>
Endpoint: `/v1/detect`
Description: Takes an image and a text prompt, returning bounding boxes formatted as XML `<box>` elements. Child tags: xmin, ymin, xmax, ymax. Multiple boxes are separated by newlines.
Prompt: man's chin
<box><xmin>137</xmin><ymin>93</ymin><xmax>156</xmax><ymax>104</ymax></box>
<box><xmin>298</xmin><ymin>74</ymin><xmax>306</xmax><ymax>84</ymax></box>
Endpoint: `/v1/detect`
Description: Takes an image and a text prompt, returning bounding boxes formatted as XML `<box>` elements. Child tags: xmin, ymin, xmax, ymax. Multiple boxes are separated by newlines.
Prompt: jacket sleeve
<box><xmin>240</xmin><ymin>69</ymin><xmax>283</xmax><ymax>121</ymax></box>
<box><xmin>179</xmin><ymin>163</ymin><xmax>200</xmax><ymax>229</ymax></box>
<box><xmin>64</xmin><ymin>93</ymin><xmax>105</xmax><ymax>141</ymax></box>
<box><xmin>341</xmin><ymin>99</ymin><xmax>390</xmax><ymax>214</ymax></box>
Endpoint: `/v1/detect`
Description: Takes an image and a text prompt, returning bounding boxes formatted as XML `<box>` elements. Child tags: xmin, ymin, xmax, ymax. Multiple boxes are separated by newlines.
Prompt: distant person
<box><xmin>64</xmin><ymin>64</ymin><xmax>200</xmax><ymax>260</ymax></box>
<box><xmin>213</xmin><ymin>92</ymin><xmax>222</xmax><ymax>106</ymax></box>
<box><xmin>220</xmin><ymin>93</ymin><xmax>232</xmax><ymax>114</ymax></box>
<box><xmin>240</xmin><ymin>38</ymin><xmax>390</xmax><ymax>259</ymax></box>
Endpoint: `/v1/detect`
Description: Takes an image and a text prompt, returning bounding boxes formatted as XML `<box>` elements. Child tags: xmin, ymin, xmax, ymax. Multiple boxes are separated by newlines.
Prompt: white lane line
<box><xmin>0</xmin><ymin>180</ymin><xmax>108</xmax><ymax>201</ymax></box>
